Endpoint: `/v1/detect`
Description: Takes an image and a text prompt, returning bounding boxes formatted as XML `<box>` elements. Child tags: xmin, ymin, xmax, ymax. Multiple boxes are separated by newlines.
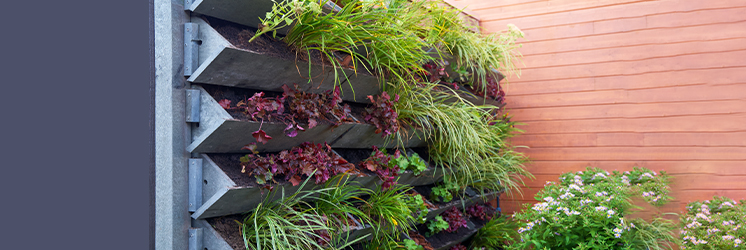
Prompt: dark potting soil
<box><xmin>409</xmin><ymin>230</ymin><xmax>435</xmax><ymax>250</ymax></box>
<box><xmin>201</xmin><ymin>15</ymin><xmax>327</xmax><ymax>65</ymax></box>
<box><xmin>416</xmin><ymin>216</ymin><xmax>485</xmax><ymax>250</ymax></box>
<box><xmin>207</xmin><ymin>214</ymin><xmax>246</xmax><ymax>250</ymax></box>
<box><xmin>207</xmin><ymin>153</ymin><xmax>264</xmax><ymax>187</ymax></box>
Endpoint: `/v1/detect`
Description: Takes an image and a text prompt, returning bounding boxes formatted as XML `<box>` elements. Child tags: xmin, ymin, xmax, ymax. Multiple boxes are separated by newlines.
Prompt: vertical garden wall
<box><xmin>155</xmin><ymin>0</ymin><xmax>533</xmax><ymax>249</ymax></box>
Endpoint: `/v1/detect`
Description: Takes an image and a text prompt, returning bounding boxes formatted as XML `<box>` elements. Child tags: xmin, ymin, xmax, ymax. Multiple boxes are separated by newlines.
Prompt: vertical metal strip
<box><xmin>186</xmin><ymin>89</ymin><xmax>200</xmax><ymax>123</ymax></box>
<box><xmin>188</xmin><ymin>228</ymin><xmax>203</xmax><ymax>250</ymax></box>
<box><xmin>184</xmin><ymin>23</ymin><xmax>200</xmax><ymax>76</ymax></box>
<box><xmin>188</xmin><ymin>158</ymin><xmax>203</xmax><ymax>212</ymax></box>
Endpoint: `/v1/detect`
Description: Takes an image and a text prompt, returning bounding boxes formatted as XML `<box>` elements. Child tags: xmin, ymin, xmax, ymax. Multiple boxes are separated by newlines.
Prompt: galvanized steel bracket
<box><xmin>188</xmin><ymin>228</ymin><xmax>203</xmax><ymax>250</ymax></box>
<box><xmin>188</xmin><ymin>158</ymin><xmax>203</xmax><ymax>212</ymax></box>
<box><xmin>184</xmin><ymin>23</ymin><xmax>200</xmax><ymax>76</ymax></box>
<box><xmin>185</xmin><ymin>89</ymin><xmax>200</xmax><ymax>123</ymax></box>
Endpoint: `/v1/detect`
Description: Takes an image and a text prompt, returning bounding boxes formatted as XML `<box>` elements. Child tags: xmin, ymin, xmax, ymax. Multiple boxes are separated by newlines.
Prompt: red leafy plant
<box><xmin>218</xmin><ymin>84</ymin><xmax>354</xmax><ymax>143</ymax></box>
<box><xmin>466</xmin><ymin>203</ymin><xmax>493</xmax><ymax>221</ymax></box>
<box><xmin>467</xmin><ymin>74</ymin><xmax>505</xmax><ymax>104</ymax></box>
<box><xmin>360</xmin><ymin>146</ymin><xmax>401</xmax><ymax>190</ymax></box>
<box><xmin>449</xmin><ymin>244</ymin><xmax>467</xmax><ymax>250</ymax></box>
<box><xmin>363</xmin><ymin>92</ymin><xmax>400</xmax><ymax>138</ymax></box>
<box><xmin>442</xmin><ymin>207</ymin><xmax>468</xmax><ymax>233</ymax></box>
<box><xmin>240</xmin><ymin>142</ymin><xmax>360</xmax><ymax>186</ymax></box>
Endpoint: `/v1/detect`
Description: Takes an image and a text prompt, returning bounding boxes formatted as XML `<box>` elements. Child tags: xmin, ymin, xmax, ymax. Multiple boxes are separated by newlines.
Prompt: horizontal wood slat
<box><xmin>508</xmin><ymin>100</ymin><xmax>746</xmax><ymax>121</ymax></box>
<box><xmin>513</xmin><ymin>7</ymin><xmax>746</xmax><ymax>42</ymax></box>
<box><xmin>511</xmin><ymin>132</ymin><xmax>746</xmax><ymax>147</ymax></box>
<box><xmin>481</xmin><ymin>0</ymin><xmax>746</xmax><ymax>30</ymax></box>
<box><xmin>506</xmin><ymin>67</ymin><xmax>746</xmax><ymax>95</ymax></box>
<box><xmin>516</xmin><ymin>147</ymin><xmax>746</xmax><ymax>161</ymax></box>
<box><xmin>508</xmin><ymin>84</ymin><xmax>746</xmax><ymax>108</ymax></box>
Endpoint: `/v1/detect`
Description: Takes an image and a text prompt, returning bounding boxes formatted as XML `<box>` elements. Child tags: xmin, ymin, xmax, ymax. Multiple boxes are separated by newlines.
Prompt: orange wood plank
<box><xmin>516</xmin><ymin>146</ymin><xmax>746</xmax><ymax>161</ymax></box>
<box><xmin>474</xmin><ymin>0</ymin><xmax>646</xmax><ymax>21</ymax></box>
<box><xmin>506</xmin><ymin>67</ymin><xmax>746</xmax><ymax>95</ymax></box>
<box><xmin>507</xmin><ymin>84</ymin><xmax>746</xmax><ymax>108</ymax></box>
<box><xmin>480</xmin><ymin>0</ymin><xmax>746</xmax><ymax>30</ymax></box>
<box><xmin>520</xmin><ymin>38</ymin><xmax>746</xmax><ymax>69</ymax></box>
<box><xmin>509</xmin><ymin>7</ymin><xmax>746</xmax><ymax>42</ymax></box>
<box><xmin>515</xmin><ymin>21</ymin><xmax>746</xmax><ymax>55</ymax></box>
<box><xmin>516</xmin><ymin>50</ymin><xmax>746</xmax><ymax>82</ymax></box>
<box><xmin>507</xmin><ymin>100</ymin><xmax>746</xmax><ymax>121</ymax></box>
<box><xmin>519</xmin><ymin>161</ymin><xmax>746</xmax><ymax>175</ymax></box>
<box><xmin>516</xmin><ymin>133</ymin><xmax>648</xmax><ymax>147</ymax></box>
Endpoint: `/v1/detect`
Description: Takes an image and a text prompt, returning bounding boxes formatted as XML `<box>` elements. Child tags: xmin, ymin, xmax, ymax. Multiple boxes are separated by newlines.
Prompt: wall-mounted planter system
<box><xmin>186</xmin><ymin>17</ymin><xmax>379</xmax><ymax>104</ymax></box>
<box><xmin>192</xmin><ymin>151</ymin><xmax>443</xmax><ymax>220</ymax></box>
<box><xmin>185</xmin><ymin>0</ymin><xmax>341</xmax><ymax>36</ymax></box>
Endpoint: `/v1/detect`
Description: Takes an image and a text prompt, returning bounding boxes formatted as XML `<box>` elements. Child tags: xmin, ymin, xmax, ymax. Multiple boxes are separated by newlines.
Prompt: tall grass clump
<box><xmin>390</xmin><ymin>81</ymin><xmax>532</xmax><ymax>195</ymax></box>
<box><xmin>239</xmin><ymin>177</ymin><xmax>361</xmax><ymax>250</ymax></box>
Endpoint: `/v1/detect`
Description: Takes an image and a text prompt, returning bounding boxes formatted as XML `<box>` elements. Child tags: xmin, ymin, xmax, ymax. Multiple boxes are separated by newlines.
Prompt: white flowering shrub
<box><xmin>508</xmin><ymin>167</ymin><xmax>678</xmax><ymax>250</ymax></box>
<box><xmin>680</xmin><ymin>196</ymin><xmax>745</xmax><ymax>249</ymax></box>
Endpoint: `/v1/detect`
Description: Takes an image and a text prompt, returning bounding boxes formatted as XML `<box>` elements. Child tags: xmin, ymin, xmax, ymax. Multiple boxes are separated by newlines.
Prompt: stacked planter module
<box><xmin>183</xmin><ymin>1</ymin><xmax>504</xmax><ymax>249</ymax></box>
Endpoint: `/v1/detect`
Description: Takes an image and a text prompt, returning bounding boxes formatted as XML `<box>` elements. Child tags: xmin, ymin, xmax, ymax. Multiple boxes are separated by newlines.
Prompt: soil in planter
<box><xmin>200</xmin><ymin>83</ymin><xmax>358</xmax><ymax>125</ymax></box>
<box><xmin>207</xmin><ymin>214</ymin><xmax>246</xmax><ymax>250</ymax></box>
<box><xmin>416</xmin><ymin>217</ymin><xmax>484</xmax><ymax>249</ymax></box>
<box><xmin>409</xmin><ymin>230</ymin><xmax>435</xmax><ymax>250</ymax></box>
<box><xmin>201</xmin><ymin>15</ymin><xmax>326</xmax><ymax>65</ymax></box>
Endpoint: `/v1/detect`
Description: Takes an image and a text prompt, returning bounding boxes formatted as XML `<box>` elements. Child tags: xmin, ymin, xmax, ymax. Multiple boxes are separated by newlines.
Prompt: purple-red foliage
<box><xmin>466</xmin><ymin>203</ymin><xmax>493</xmax><ymax>221</ymax></box>
<box><xmin>240</xmin><ymin>142</ymin><xmax>359</xmax><ymax>186</ymax></box>
<box><xmin>218</xmin><ymin>84</ymin><xmax>354</xmax><ymax>141</ymax></box>
<box><xmin>449</xmin><ymin>244</ymin><xmax>467</xmax><ymax>250</ymax></box>
<box><xmin>363</xmin><ymin>92</ymin><xmax>400</xmax><ymax>138</ymax></box>
<box><xmin>442</xmin><ymin>207</ymin><xmax>468</xmax><ymax>233</ymax></box>
<box><xmin>361</xmin><ymin>146</ymin><xmax>401</xmax><ymax>190</ymax></box>
<box><xmin>469</xmin><ymin>75</ymin><xmax>505</xmax><ymax>104</ymax></box>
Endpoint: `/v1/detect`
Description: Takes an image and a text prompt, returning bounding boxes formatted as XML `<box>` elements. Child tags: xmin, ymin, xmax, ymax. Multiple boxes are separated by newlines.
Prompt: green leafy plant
<box><xmin>400</xmin><ymin>152</ymin><xmax>427</xmax><ymax>176</ymax></box>
<box><xmin>426</xmin><ymin>215</ymin><xmax>449</xmax><ymax>237</ymax></box>
<box><xmin>430</xmin><ymin>185</ymin><xmax>453</xmax><ymax>203</ymax></box>
<box><xmin>508</xmin><ymin>167</ymin><xmax>678</xmax><ymax>250</ymax></box>
<box><xmin>679</xmin><ymin>196</ymin><xmax>745</xmax><ymax>249</ymax></box>
<box><xmin>398</xmin><ymin>239</ymin><xmax>424</xmax><ymax>250</ymax></box>
<box><xmin>404</xmin><ymin>193</ymin><xmax>429</xmax><ymax>224</ymax></box>
<box><xmin>469</xmin><ymin>216</ymin><xmax>520</xmax><ymax>250</ymax></box>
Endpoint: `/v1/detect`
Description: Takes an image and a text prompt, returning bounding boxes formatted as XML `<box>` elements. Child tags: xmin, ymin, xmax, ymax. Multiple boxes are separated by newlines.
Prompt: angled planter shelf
<box><xmin>187</xmin><ymin>17</ymin><xmax>379</xmax><ymax>104</ymax></box>
<box><xmin>187</xmin><ymin>85</ymin><xmax>357</xmax><ymax>153</ymax></box>
<box><xmin>186</xmin><ymin>0</ymin><xmax>341</xmax><ymax>36</ymax></box>
<box><xmin>193</xmin><ymin>150</ymin><xmax>443</xmax><ymax>220</ymax></box>
<box><xmin>415</xmin><ymin>206</ymin><xmax>496</xmax><ymax>250</ymax></box>
<box><xmin>330</xmin><ymin>126</ymin><xmax>428</xmax><ymax>149</ymax></box>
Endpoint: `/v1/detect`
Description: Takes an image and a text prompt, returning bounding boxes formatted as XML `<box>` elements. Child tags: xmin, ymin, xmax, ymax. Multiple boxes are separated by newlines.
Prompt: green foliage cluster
<box><xmin>405</xmin><ymin>193</ymin><xmax>429</xmax><ymax>224</ymax></box>
<box><xmin>426</xmin><ymin>215</ymin><xmax>449</xmax><ymax>237</ymax></box>
<box><xmin>391</xmin><ymin>152</ymin><xmax>428</xmax><ymax>176</ymax></box>
<box><xmin>680</xmin><ymin>196</ymin><xmax>746</xmax><ymax>249</ymax></box>
<box><xmin>430</xmin><ymin>185</ymin><xmax>453</xmax><ymax>203</ymax></box>
<box><xmin>508</xmin><ymin>167</ymin><xmax>678</xmax><ymax>250</ymax></box>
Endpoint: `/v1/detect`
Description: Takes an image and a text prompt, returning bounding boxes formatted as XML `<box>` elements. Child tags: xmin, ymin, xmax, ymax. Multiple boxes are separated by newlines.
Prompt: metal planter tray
<box><xmin>192</xmin><ymin>152</ymin><xmax>443</xmax><ymax>220</ymax></box>
<box><xmin>186</xmin><ymin>17</ymin><xmax>379</xmax><ymax>104</ymax></box>
<box><xmin>186</xmin><ymin>0</ymin><xmax>341</xmax><ymax>36</ymax></box>
<box><xmin>187</xmin><ymin>85</ymin><xmax>358</xmax><ymax>153</ymax></box>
